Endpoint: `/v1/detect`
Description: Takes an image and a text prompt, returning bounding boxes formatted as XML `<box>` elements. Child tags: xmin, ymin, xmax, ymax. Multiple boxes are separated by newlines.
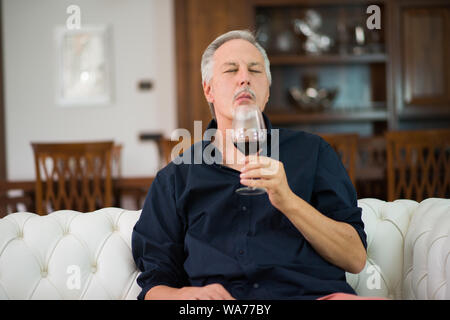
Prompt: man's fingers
<box><xmin>241</xmin><ymin>161</ymin><xmax>271</xmax><ymax>173</ymax></box>
<box><xmin>243</xmin><ymin>157</ymin><xmax>282</xmax><ymax>174</ymax></box>
<box><xmin>204</xmin><ymin>284</ymin><xmax>236</xmax><ymax>300</ymax></box>
<box><xmin>240</xmin><ymin>177</ymin><xmax>269</xmax><ymax>190</ymax></box>
<box><xmin>242</xmin><ymin>163</ymin><xmax>281</xmax><ymax>178</ymax></box>
<box><xmin>244</xmin><ymin>155</ymin><xmax>271</xmax><ymax>165</ymax></box>
<box><xmin>240</xmin><ymin>168</ymin><xmax>276</xmax><ymax>179</ymax></box>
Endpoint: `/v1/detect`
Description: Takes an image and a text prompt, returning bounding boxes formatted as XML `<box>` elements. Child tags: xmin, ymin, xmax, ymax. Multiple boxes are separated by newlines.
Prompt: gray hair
<box><xmin>201</xmin><ymin>30</ymin><xmax>272</xmax><ymax>120</ymax></box>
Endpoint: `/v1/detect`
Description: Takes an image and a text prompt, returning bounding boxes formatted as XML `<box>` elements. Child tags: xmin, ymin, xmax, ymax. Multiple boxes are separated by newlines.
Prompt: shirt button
<box><xmin>253</xmin><ymin>283</ymin><xmax>259</xmax><ymax>289</ymax></box>
<box><xmin>238</xmin><ymin>249</ymin><xmax>244</xmax><ymax>255</ymax></box>
<box><xmin>241</xmin><ymin>206</ymin><xmax>247</xmax><ymax>211</ymax></box>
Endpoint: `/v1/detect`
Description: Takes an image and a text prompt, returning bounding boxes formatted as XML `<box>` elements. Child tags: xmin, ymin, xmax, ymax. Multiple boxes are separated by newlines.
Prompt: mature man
<box><xmin>132</xmin><ymin>30</ymin><xmax>367</xmax><ymax>300</ymax></box>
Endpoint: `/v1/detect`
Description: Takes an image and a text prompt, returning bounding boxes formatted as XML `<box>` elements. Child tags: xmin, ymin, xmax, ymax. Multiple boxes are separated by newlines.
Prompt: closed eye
<box><xmin>224</xmin><ymin>69</ymin><xmax>238</xmax><ymax>73</ymax></box>
<box><xmin>249</xmin><ymin>69</ymin><xmax>262</xmax><ymax>73</ymax></box>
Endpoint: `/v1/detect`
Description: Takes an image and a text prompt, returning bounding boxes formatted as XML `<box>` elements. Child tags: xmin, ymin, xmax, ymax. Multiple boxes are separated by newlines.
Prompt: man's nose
<box><xmin>238</xmin><ymin>69</ymin><xmax>250</xmax><ymax>86</ymax></box>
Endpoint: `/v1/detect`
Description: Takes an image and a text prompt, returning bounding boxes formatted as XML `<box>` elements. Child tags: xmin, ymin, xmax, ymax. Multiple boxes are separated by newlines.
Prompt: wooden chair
<box><xmin>355</xmin><ymin>136</ymin><xmax>387</xmax><ymax>200</ymax></box>
<box><xmin>156</xmin><ymin>136</ymin><xmax>191</xmax><ymax>168</ymax></box>
<box><xmin>112</xmin><ymin>144</ymin><xmax>123</xmax><ymax>179</ymax></box>
<box><xmin>0</xmin><ymin>180</ymin><xmax>35</xmax><ymax>218</ymax></box>
<box><xmin>31</xmin><ymin>141</ymin><xmax>114</xmax><ymax>215</ymax></box>
<box><xmin>318</xmin><ymin>133</ymin><xmax>359</xmax><ymax>186</ymax></box>
<box><xmin>386</xmin><ymin>129</ymin><xmax>450</xmax><ymax>202</ymax></box>
<box><xmin>114</xmin><ymin>176</ymin><xmax>155</xmax><ymax>210</ymax></box>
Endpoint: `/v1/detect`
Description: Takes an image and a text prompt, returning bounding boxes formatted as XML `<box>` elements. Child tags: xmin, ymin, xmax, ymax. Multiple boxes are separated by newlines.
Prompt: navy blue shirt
<box><xmin>132</xmin><ymin>113</ymin><xmax>367</xmax><ymax>300</ymax></box>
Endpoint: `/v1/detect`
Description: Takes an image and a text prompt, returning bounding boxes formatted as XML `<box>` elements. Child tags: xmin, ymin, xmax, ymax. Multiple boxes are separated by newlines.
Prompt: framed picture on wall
<box><xmin>55</xmin><ymin>25</ymin><xmax>113</xmax><ymax>107</ymax></box>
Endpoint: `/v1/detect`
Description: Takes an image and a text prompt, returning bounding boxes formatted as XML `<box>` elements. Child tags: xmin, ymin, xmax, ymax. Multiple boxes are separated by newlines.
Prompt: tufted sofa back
<box><xmin>0</xmin><ymin>198</ymin><xmax>449</xmax><ymax>299</ymax></box>
<box><xmin>0</xmin><ymin>208</ymin><xmax>141</xmax><ymax>299</ymax></box>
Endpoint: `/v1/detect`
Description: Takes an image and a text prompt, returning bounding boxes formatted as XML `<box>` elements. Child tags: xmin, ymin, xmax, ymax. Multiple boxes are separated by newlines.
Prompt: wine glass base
<box><xmin>235</xmin><ymin>186</ymin><xmax>266</xmax><ymax>195</ymax></box>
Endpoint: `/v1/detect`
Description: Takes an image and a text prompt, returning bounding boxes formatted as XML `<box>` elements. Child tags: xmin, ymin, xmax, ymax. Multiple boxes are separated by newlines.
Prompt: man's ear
<box><xmin>203</xmin><ymin>81</ymin><xmax>214</xmax><ymax>103</ymax></box>
<box><xmin>262</xmin><ymin>89</ymin><xmax>270</xmax><ymax>112</ymax></box>
<box><xmin>265</xmin><ymin>91</ymin><xmax>270</xmax><ymax>105</ymax></box>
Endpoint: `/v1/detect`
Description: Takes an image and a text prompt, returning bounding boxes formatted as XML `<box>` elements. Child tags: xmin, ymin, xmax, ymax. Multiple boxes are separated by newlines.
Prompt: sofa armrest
<box><xmin>347</xmin><ymin>198</ymin><xmax>417</xmax><ymax>299</ymax></box>
<box><xmin>403</xmin><ymin>198</ymin><xmax>450</xmax><ymax>300</ymax></box>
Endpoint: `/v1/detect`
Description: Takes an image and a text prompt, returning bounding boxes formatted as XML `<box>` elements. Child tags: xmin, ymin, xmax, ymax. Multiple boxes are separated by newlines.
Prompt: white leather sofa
<box><xmin>0</xmin><ymin>198</ymin><xmax>448</xmax><ymax>300</ymax></box>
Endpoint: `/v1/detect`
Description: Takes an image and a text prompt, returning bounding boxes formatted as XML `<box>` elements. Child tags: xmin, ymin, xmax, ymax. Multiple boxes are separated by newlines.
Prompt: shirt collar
<box><xmin>205</xmin><ymin>112</ymin><xmax>273</xmax><ymax>132</ymax></box>
<box><xmin>202</xmin><ymin>112</ymin><xmax>274</xmax><ymax>163</ymax></box>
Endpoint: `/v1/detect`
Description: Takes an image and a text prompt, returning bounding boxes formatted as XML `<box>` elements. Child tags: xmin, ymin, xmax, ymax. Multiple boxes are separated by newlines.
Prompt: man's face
<box><xmin>203</xmin><ymin>39</ymin><xmax>270</xmax><ymax>126</ymax></box>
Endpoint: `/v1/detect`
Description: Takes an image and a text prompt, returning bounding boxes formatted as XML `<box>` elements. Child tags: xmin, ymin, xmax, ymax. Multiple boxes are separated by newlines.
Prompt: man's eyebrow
<box><xmin>221</xmin><ymin>62</ymin><xmax>263</xmax><ymax>68</ymax></box>
<box><xmin>222</xmin><ymin>62</ymin><xmax>238</xmax><ymax>67</ymax></box>
<box><xmin>248</xmin><ymin>62</ymin><xmax>263</xmax><ymax>67</ymax></box>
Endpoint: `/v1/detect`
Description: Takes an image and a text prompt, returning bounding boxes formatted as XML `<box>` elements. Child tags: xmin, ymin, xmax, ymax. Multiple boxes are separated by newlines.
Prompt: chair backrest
<box><xmin>386</xmin><ymin>129</ymin><xmax>450</xmax><ymax>202</ymax></box>
<box><xmin>157</xmin><ymin>137</ymin><xmax>190</xmax><ymax>168</ymax></box>
<box><xmin>355</xmin><ymin>136</ymin><xmax>387</xmax><ymax>200</ymax></box>
<box><xmin>111</xmin><ymin>144</ymin><xmax>122</xmax><ymax>179</ymax></box>
<box><xmin>318</xmin><ymin>133</ymin><xmax>358</xmax><ymax>186</ymax></box>
<box><xmin>31</xmin><ymin>141</ymin><xmax>114</xmax><ymax>215</ymax></box>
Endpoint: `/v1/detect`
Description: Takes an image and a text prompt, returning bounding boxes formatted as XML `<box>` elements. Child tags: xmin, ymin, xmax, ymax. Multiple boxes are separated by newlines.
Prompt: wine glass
<box><xmin>232</xmin><ymin>104</ymin><xmax>267</xmax><ymax>195</ymax></box>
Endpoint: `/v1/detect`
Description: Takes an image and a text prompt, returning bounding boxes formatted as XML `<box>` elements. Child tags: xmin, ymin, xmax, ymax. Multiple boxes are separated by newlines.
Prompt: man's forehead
<box><xmin>213</xmin><ymin>39</ymin><xmax>264</xmax><ymax>62</ymax></box>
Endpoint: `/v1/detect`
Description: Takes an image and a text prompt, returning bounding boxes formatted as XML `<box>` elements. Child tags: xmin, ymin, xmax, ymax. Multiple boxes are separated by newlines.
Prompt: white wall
<box><xmin>2</xmin><ymin>0</ymin><xmax>176</xmax><ymax>180</ymax></box>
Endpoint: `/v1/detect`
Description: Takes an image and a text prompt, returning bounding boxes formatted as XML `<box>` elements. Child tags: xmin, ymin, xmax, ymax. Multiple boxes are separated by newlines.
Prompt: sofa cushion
<box><xmin>0</xmin><ymin>208</ymin><xmax>141</xmax><ymax>299</ymax></box>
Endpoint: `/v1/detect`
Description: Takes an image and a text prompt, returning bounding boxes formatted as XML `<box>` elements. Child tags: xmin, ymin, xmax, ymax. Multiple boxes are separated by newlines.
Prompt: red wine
<box><xmin>233</xmin><ymin>139</ymin><xmax>266</xmax><ymax>156</ymax></box>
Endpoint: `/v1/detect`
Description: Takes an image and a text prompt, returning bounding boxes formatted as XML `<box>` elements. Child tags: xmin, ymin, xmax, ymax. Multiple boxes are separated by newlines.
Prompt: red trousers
<box><xmin>318</xmin><ymin>293</ymin><xmax>387</xmax><ymax>300</ymax></box>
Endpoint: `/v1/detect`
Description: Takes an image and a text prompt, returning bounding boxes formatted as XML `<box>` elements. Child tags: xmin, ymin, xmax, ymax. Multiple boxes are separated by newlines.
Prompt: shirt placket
<box><xmin>235</xmin><ymin>195</ymin><xmax>251</xmax><ymax>266</ymax></box>
<box><xmin>235</xmin><ymin>195</ymin><xmax>271</xmax><ymax>299</ymax></box>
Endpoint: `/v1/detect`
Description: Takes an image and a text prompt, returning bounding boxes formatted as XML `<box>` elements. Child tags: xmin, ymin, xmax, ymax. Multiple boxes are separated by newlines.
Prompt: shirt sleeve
<box><xmin>312</xmin><ymin>138</ymin><xmax>367</xmax><ymax>250</ymax></box>
<box><xmin>131</xmin><ymin>170</ymin><xmax>189</xmax><ymax>300</ymax></box>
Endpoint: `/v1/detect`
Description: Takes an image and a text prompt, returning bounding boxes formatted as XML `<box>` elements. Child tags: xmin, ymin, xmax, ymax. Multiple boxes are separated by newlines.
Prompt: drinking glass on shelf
<box><xmin>232</xmin><ymin>104</ymin><xmax>267</xmax><ymax>195</ymax></box>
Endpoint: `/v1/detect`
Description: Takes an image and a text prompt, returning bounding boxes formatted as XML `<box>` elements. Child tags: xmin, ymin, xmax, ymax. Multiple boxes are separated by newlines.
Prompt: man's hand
<box><xmin>145</xmin><ymin>283</ymin><xmax>235</xmax><ymax>300</ymax></box>
<box><xmin>176</xmin><ymin>283</ymin><xmax>235</xmax><ymax>300</ymax></box>
<box><xmin>239</xmin><ymin>155</ymin><xmax>295</xmax><ymax>212</ymax></box>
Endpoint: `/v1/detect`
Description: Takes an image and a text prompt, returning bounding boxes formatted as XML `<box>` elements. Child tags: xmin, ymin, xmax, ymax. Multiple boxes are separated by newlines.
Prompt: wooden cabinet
<box><xmin>403</xmin><ymin>8</ymin><xmax>449</xmax><ymax>106</ymax></box>
<box><xmin>393</xmin><ymin>1</ymin><xmax>450</xmax><ymax>124</ymax></box>
<box><xmin>175</xmin><ymin>0</ymin><xmax>450</xmax><ymax>134</ymax></box>
<box><xmin>253</xmin><ymin>1</ymin><xmax>389</xmax><ymax>135</ymax></box>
